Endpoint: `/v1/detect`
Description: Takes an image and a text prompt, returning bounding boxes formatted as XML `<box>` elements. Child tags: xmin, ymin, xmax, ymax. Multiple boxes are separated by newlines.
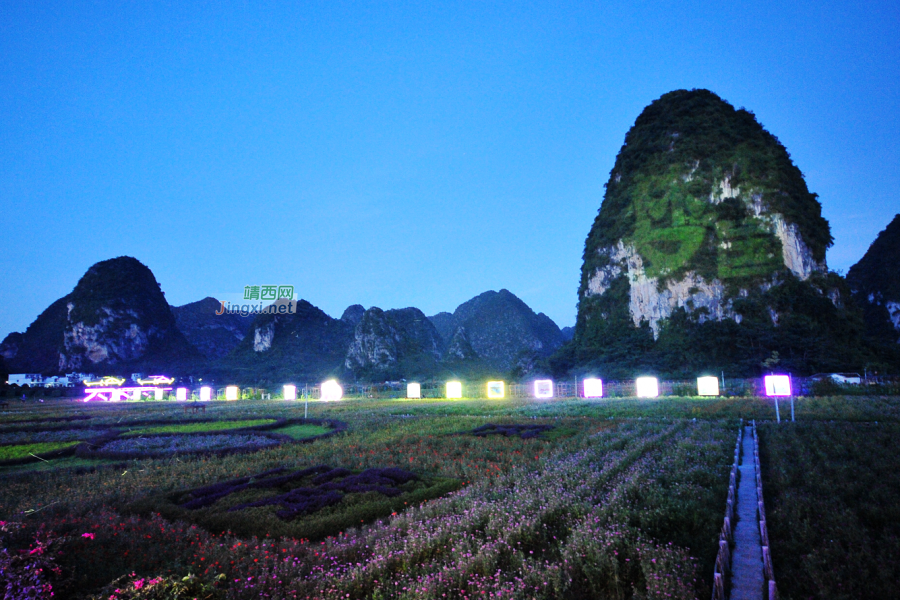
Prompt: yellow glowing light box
<box><xmin>446</xmin><ymin>381</ymin><xmax>462</xmax><ymax>399</ymax></box>
<box><xmin>697</xmin><ymin>376</ymin><xmax>719</xmax><ymax>396</ymax></box>
<box><xmin>636</xmin><ymin>377</ymin><xmax>659</xmax><ymax>398</ymax></box>
<box><xmin>321</xmin><ymin>380</ymin><xmax>343</xmax><ymax>401</ymax></box>
<box><xmin>225</xmin><ymin>386</ymin><xmax>239</xmax><ymax>401</ymax></box>
<box><xmin>283</xmin><ymin>385</ymin><xmax>297</xmax><ymax>400</ymax></box>
<box><xmin>407</xmin><ymin>383</ymin><xmax>421</xmax><ymax>399</ymax></box>
<box><xmin>583</xmin><ymin>378</ymin><xmax>603</xmax><ymax>398</ymax></box>
<box><xmin>487</xmin><ymin>381</ymin><xmax>505</xmax><ymax>399</ymax></box>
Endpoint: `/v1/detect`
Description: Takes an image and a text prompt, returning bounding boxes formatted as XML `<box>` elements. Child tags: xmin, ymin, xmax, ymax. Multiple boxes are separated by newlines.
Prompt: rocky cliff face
<box><xmin>344</xmin><ymin>307</ymin><xmax>443</xmax><ymax>379</ymax></box>
<box><xmin>847</xmin><ymin>214</ymin><xmax>900</xmax><ymax>343</ymax></box>
<box><xmin>568</xmin><ymin>89</ymin><xmax>871</xmax><ymax>376</ymax></box>
<box><xmin>430</xmin><ymin>289</ymin><xmax>564</xmax><ymax>372</ymax></box>
<box><xmin>1</xmin><ymin>257</ymin><xmax>197</xmax><ymax>374</ymax></box>
<box><xmin>172</xmin><ymin>297</ymin><xmax>252</xmax><ymax>359</ymax></box>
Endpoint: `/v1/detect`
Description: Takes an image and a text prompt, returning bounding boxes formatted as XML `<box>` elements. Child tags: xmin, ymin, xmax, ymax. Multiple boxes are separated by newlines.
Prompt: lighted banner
<box><xmin>486</xmin><ymin>381</ymin><xmax>505</xmax><ymax>399</ymax></box>
<box><xmin>534</xmin><ymin>379</ymin><xmax>554</xmax><ymax>399</ymax></box>
<box><xmin>583</xmin><ymin>378</ymin><xmax>603</xmax><ymax>398</ymax></box>
<box><xmin>176</xmin><ymin>388</ymin><xmax>188</xmax><ymax>401</ymax></box>
<box><xmin>636</xmin><ymin>377</ymin><xmax>659</xmax><ymax>398</ymax></box>
<box><xmin>321</xmin><ymin>380</ymin><xmax>343</xmax><ymax>401</ymax></box>
<box><xmin>446</xmin><ymin>381</ymin><xmax>463</xmax><ymax>399</ymax></box>
<box><xmin>83</xmin><ymin>387</ymin><xmax>171</xmax><ymax>402</ymax></box>
<box><xmin>225</xmin><ymin>386</ymin><xmax>240</xmax><ymax>401</ymax></box>
<box><xmin>200</xmin><ymin>386</ymin><xmax>212</xmax><ymax>401</ymax></box>
<box><xmin>764</xmin><ymin>375</ymin><xmax>792</xmax><ymax>397</ymax></box>
<box><xmin>697</xmin><ymin>376</ymin><xmax>720</xmax><ymax>396</ymax></box>
<box><xmin>407</xmin><ymin>383</ymin><xmax>421</xmax><ymax>399</ymax></box>
<box><xmin>283</xmin><ymin>385</ymin><xmax>297</xmax><ymax>400</ymax></box>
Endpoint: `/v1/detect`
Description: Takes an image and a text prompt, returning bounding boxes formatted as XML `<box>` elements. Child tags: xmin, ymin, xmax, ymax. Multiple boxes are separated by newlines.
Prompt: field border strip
<box><xmin>752</xmin><ymin>420</ymin><xmax>777</xmax><ymax>600</ymax></box>
<box><xmin>711</xmin><ymin>420</ymin><xmax>742</xmax><ymax>600</ymax></box>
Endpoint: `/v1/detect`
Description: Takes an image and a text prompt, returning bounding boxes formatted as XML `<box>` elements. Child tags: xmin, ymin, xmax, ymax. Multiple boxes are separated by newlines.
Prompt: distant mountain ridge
<box><xmin>172</xmin><ymin>297</ymin><xmax>252</xmax><ymax>359</ymax></box>
<box><xmin>1</xmin><ymin>257</ymin><xmax>569</xmax><ymax>383</ymax></box>
<box><xmin>427</xmin><ymin>289</ymin><xmax>564</xmax><ymax>373</ymax></box>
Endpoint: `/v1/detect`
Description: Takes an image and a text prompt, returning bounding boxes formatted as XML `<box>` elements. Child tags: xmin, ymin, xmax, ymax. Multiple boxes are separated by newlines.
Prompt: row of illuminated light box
<box><xmin>178</xmin><ymin>375</ymin><xmax>793</xmax><ymax>401</ymax></box>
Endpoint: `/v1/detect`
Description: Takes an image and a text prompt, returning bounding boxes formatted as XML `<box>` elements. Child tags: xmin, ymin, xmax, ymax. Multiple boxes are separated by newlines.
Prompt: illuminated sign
<box><xmin>283</xmin><ymin>385</ymin><xmax>297</xmax><ymax>400</ymax></box>
<box><xmin>137</xmin><ymin>375</ymin><xmax>175</xmax><ymax>386</ymax></box>
<box><xmin>407</xmin><ymin>383</ymin><xmax>421</xmax><ymax>399</ymax></box>
<box><xmin>764</xmin><ymin>375</ymin><xmax>791</xmax><ymax>396</ymax></box>
<box><xmin>487</xmin><ymin>381</ymin><xmax>505</xmax><ymax>399</ymax></box>
<box><xmin>176</xmin><ymin>387</ymin><xmax>187</xmax><ymax>401</ymax></box>
<box><xmin>321</xmin><ymin>380</ymin><xmax>343</xmax><ymax>401</ymax></box>
<box><xmin>83</xmin><ymin>387</ymin><xmax>171</xmax><ymax>402</ymax></box>
<box><xmin>583</xmin><ymin>378</ymin><xmax>603</xmax><ymax>398</ymax></box>
<box><xmin>697</xmin><ymin>376</ymin><xmax>720</xmax><ymax>396</ymax></box>
<box><xmin>446</xmin><ymin>381</ymin><xmax>462</xmax><ymax>399</ymax></box>
<box><xmin>84</xmin><ymin>376</ymin><xmax>126</xmax><ymax>388</ymax></box>
<box><xmin>636</xmin><ymin>377</ymin><xmax>659</xmax><ymax>398</ymax></box>
<box><xmin>200</xmin><ymin>386</ymin><xmax>212</xmax><ymax>401</ymax></box>
<box><xmin>534</xmin><ymin>379</ymin><xmax>554</xmax><ymax>399</ymax></box>
<box><xmin>225</xmin><ymin>386</ymin><xmax>239</xmax><ymax>401</ymax></box>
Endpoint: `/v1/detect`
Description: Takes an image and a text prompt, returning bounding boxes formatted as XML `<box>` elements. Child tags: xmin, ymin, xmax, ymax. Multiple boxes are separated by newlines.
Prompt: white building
<box><xmin>7</xmin><ymin>374</ymin><xmax>44</xmax><ymax>386</ymax></box>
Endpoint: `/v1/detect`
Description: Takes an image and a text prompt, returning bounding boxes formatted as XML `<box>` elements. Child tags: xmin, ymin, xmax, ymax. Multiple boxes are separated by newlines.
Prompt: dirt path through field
<box><xmin>730</xmin><ymin>425</ymin><xmax>764</xmax><ymax>599</ymax></box>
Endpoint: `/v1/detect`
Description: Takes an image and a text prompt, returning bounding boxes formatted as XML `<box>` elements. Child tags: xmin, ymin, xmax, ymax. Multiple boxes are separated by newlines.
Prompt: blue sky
<box><xmin>1</xmin><ymin>1</ymin><xmax>898</xmax><ymax>338</ymax></box>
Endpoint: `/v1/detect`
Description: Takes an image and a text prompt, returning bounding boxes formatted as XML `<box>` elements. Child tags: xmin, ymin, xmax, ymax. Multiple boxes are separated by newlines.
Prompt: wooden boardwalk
<box><xmin>730</xmin><ymin>425</ymin><xmax>765</xmax><ymax>599</ymax></box>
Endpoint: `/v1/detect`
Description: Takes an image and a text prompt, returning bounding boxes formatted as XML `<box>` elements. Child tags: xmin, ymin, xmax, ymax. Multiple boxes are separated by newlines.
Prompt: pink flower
<box><xmin>133</xmin><ymin>578</ymin><xmax>146</xmax><ymax>590</ymax></box>
<box><xmin>81</xmin><ymin>533</ymin><xmax>95</xmax><ymax>539</ymax></box>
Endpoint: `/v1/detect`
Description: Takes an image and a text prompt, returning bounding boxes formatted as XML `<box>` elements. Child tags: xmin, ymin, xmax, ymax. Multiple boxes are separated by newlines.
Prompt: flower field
<box><xmin>0</xmin><ymin>395</ymin><xmax>898</xmax><ymax>598</ymax></box>
<box><xmin>759</xmin><ymin>421</ymin><xmax>900</xmax><ymax>600</ymax></box>
<box><xmin>122</xmin><ymin>419</ymin><xmax>279</xmax><ymax>436</ymax></box>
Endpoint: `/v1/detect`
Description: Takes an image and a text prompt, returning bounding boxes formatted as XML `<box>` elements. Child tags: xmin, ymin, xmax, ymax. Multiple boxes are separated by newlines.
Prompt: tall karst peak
<box><xmin>1</xmin><ymin>256</ymin><xmax>196</xmax><ymax>373</ymax></box>
<box><xmin>579</xmin><ymin>89</ymin><xmax>832</xmax><ymax>337</ymax></box>
<box><xmin>568</xmin><ymin>90</ymin><xmax>871</xmax><ymax>377</ymax></box>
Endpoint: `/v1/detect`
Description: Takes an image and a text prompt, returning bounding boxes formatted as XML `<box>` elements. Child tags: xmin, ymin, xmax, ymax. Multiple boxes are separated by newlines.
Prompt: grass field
<box><xmin>0</xmin><ymin>395</ymin><xmax>897</xmax><ymax>599</ymax></box>
<box><xmin>759</xmin><ymin>421</ymin><xmax>900</xmax><ymax>600</ymax></box>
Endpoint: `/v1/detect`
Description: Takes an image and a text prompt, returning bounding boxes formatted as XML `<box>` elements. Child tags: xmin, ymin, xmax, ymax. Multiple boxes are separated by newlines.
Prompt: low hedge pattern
<box><xmin>470</xmin><ymin>423</ymin><xmax>555</xmax><ymax>439</ymax></box>
<box><xmin>128</xmin><ymin>464</ymin><xmax>460</xmax><ymax>540</ymax></box>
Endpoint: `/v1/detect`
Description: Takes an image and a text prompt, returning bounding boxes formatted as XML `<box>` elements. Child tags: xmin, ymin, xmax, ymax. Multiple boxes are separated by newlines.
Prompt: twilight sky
<box><xmin>1</xmin><ymin>1</ymin><xmax>898</xmax><ymax>338</ymax></box>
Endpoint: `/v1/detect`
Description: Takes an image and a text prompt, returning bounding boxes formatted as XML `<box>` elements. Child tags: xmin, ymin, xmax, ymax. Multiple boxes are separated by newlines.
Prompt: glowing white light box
<box><xmin>487</xmin><ymin>381</ymin><xmax>505</xmax><ymax>399</ymax></box>
<box><xmin>697</xmin><ymin>376</ymin><xmax>720</xmax><ymax>396</ymax></box>
<box><xmin>583</xmin><ymin>378</ymin><xmax>603</xmax><ymax>398</ymax></box>
<box><xmin>225</xmin><ymin>386</ymin><xmax>239</xmax><ymax>401</ymax></box>
<box><xmin>321</xmin><ymin>380</ymin><xmax>343</xmax><ymax>401</ymax></box>
<box><xmin>283</xmin><ymin>385</ymin><xmax>297</xmax><ymax>400</ymax></box>
<box><xmin>446</xmin><ymin>381</ymin><xmax>462</xmax><ymax>399</ymax></box>
<box><xmin>200</xmin><ymin>386</ymin><xmax>212</xmax><ymax>402</ymax></box>
<box><xmin>534</xmin><ymin>379</ymin><xmax>554</xmax><ymax>399</ymax></box>
<box><xmin>636</xmin><ymin>377</ymin><xmax>659</xmax><ymax>398</ymax></box>
<box><xmin>407</xmin><ymin>383</ymin><xmax>421</xmax><ymax>399</ymax></box>
<box><xmin>154</xmin><ymin>388</ymin><xmax>164</xmax><ymax>400</ymax></box>
<box><xmin>764</xmin><ymin>375</ymin><xmax>791</xmax><ymax>397</ymax></box>
<box><xmin>176</xmin><ymin>387</ymin><xmax>187</xmax><ymax>401</ymax></box>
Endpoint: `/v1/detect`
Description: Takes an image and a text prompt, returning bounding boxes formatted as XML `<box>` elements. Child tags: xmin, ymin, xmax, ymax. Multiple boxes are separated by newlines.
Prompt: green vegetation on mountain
<box><xmin>582</xmin><ymin>89</ymin><xmax>830</xmax><ymax>287</ymax></box>
<box><xmin>564</xmin><ymin>89</ymin><xmax>884</xmax><ymax>377</ymax></box>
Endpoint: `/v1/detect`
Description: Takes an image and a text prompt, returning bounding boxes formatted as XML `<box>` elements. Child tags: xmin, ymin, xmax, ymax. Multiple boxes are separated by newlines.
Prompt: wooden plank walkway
<box><xmin>730</xmin><ymin>425</ymin><xmax>764</xmax><ymax>599</ymax></box>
